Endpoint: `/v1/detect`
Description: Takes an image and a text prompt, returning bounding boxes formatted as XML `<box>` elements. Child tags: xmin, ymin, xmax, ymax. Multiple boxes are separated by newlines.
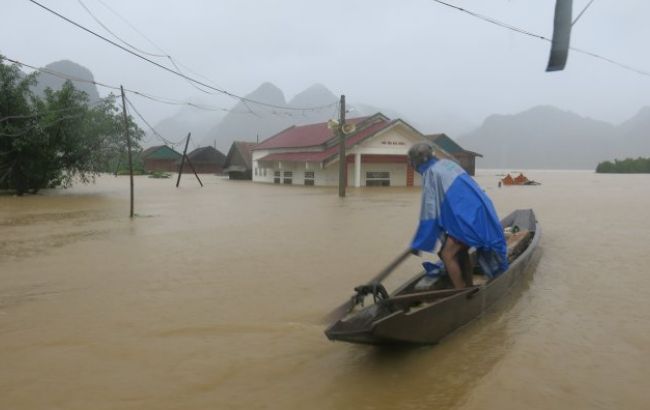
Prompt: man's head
<box><xmin>408</xmin><ymin>142</ymin><xmax>435</xmax><ymax>169</ymax></box>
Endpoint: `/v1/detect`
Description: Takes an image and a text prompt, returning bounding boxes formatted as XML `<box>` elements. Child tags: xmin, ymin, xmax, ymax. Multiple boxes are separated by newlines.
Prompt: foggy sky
<box><xmin>3</xmin><ymin>0</ymin><xmax>650</xmax><ymax>135</ymax></box>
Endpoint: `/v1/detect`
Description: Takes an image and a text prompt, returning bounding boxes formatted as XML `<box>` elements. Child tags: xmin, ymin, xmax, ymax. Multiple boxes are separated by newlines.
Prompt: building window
<box><xmin>366</xmin><ymin>171</ymin><xmax>390</xmax><ymax>187</ymax></box>
<box><xmin>263</xmin><ymin>168</ymin><xmax>267</xmax><ymax>177</ymax></box>
<box><xmin>254</xmin><ymin>167</ymin><xmax>258</xmax><ymax>176</ymax></box>
<box><xmin>274</xmin><ymin>171</ymin><xmax>281</xmax><ymax>184</ymax></box>
<box><xmin>304</xmin><ymin>171</ymin><xmax>315</xmax><ymax>186</ymax></box>
<box><xmin>283</xmin><ymin>171</ymin><xmax>293</xmax><ymax>185</ymax></box>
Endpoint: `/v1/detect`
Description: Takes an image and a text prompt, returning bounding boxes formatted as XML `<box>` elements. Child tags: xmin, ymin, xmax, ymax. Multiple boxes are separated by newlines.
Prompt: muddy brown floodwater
<box><xmin>1</xmin><ymin>171</ymin><xmax>649</xmax><ymax>409</ymax></box>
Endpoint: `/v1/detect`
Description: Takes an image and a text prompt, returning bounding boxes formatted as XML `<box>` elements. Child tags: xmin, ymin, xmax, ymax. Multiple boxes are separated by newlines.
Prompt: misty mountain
<box><xmin>287</xmin><ymin>83</ymin><xmax>337</xmax><ymax>111</ymax></box>
<box><xmin>31</xmin><ymin>60</ymin><xmax>100</xmax><ymax>103</ymax></box>
<box><xmin>194</xmin><ymin>82</ymin><xmax>405</xmax><ymax>150</ymax></box>
<box><xmin>152</xmin><ymin>101</ymin><xmax>226</xmax><ymax>147</ymax></box>
<box><xmin>204</xmin><ymin>82</ymin><xmax>293</xmax><ymax>150</ymax></box>
<box><xmin>459</xmin><ymin>105</ymin><xmax>650</xmax><ymax>169</ymax></box>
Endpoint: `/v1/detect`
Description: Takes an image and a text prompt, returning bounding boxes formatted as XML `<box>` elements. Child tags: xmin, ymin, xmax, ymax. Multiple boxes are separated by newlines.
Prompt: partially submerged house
<box><xmin>223</xmin><ymin>141</ymin><xmax>256</xmax><ymax>180</ymax></box>
<box><xmin>251</xmin><ymin>113</ymin><xmax>451</xmax><ymax>187</ymax></box>
<box><xmin>425</xmin><ymin>134</ymin><xmax>482</xmax><ymax>176</ymax></box>
<box><xmin>178</xmin><ymin>146</ymin><xmax>226</xmax><ymax>174</ymax></box>
<box><xmin>141</xmin><ymin>145</ymin><xmax>182</xmax><ymax>173</ymax></box>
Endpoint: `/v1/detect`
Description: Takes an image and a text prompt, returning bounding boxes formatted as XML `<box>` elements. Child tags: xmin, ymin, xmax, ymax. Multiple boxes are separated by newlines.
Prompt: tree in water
<box><xmin>0</xmin><ymin>56</ymin><xmax>143</xmax><ymax>195</ymax></box>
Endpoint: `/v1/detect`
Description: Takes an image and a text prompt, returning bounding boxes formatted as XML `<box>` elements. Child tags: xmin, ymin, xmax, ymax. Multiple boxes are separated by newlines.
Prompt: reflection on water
<box><xmin>1</xmin><ymin>171</ymin><xmax>649</xmax><ymax>409</ymax></box>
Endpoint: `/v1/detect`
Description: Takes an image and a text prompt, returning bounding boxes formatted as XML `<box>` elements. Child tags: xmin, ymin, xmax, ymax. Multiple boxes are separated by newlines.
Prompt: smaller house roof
<box><xmin>141</xmin><ymin>145</ymin><xmax>182</xmax><ymax>160</ymax></box>
<box><xmin>183</xmin><ymin>146</ymin><xmax>226</xmax><ymax>165</ymax></box>
<box><xmin>230</xmin><ymin>141</ymin><xmax>256</xmax><ymax>168</ymax></box>
<box><xmin>425</xmin><ymin>133</ymin><xmax>482</xmax><ymax>158</ymax></box>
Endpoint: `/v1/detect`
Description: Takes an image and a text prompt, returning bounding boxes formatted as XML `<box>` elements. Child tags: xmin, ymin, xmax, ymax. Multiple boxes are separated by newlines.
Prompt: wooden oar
<box><xmin>322</xmin><ymin>248</ymin><xmax>413</xmax><ymax>325</ymax></box>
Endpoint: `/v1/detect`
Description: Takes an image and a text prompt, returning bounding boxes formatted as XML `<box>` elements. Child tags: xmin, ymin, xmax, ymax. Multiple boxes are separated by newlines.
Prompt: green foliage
<box><xmin>0</xmin><ymin>56</ymin><xmax>144</xmax><ymax>195</ymax></box>
<box><xmin>596</xmin><ymin>157</ymin><xmax>650</xmax><ymax>173</ymax></box>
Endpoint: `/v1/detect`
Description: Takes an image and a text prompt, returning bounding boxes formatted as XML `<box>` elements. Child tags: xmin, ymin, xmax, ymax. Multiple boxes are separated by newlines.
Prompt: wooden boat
<box><xmin>324</xmin><ymin>209</ymin><xmax>540</xmax><ymax>345</ymax></box>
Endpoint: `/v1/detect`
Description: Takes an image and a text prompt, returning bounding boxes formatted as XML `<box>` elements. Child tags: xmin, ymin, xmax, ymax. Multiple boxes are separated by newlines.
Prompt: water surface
<box><xmin>1</xmin><ymin>171</ymin><xmax>648</xmax><ymax>409</ymax></box>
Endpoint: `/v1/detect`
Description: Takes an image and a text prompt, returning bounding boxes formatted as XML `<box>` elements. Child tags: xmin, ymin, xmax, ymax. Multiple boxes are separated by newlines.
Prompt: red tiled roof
<box><xmin>253</xmin><ymin>117</ymin><xmax>369</xmax><ymax>150</ymax></box>
<box><xmin>258</xmin><ymin>120</ymin><xmax>396</xmax><ymax>163</ymax></box>
<box><xmin>259</xmin><ymin>151</ymin><xmax>332</xmax><ymax>162</ymax></box>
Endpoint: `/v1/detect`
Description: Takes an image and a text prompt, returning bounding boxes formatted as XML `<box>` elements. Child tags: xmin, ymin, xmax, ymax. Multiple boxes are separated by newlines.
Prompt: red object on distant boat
<box><xmin>501</xmin><ymin>173</ymin><xmax>540</xmax><ymax>186</ymax></box>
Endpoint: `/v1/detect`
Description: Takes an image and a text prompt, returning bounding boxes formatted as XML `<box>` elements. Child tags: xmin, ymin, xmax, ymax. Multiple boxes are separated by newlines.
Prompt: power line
<box><xmin>76</xmin><ymin>0</ymin><xmax>166</xmax><ymax>58</ymax></box>
<box><xmin>572</xmin><ymin>0</ymin><xmax>597</xmax><ymax>26</ymax></box>
<box><xmin>0</xmin><ymin>102</ymin><xmax>100</xmax><ymax>123</ymax></box>
<box><xmin>78</xmin><ymin>0</ymin><xmax>219</xmax><ymax>95</ymax></box>
<box><xmin>27</xmin><ymin>0</ymin><xmax>338</xmax><ymax>112</ymax></box>
<box><xmin>90</xmin><ymin>0</ymin><xmax>228</xmax><ymax>93</ymax></box>
<box><xmin>0</xmin><ymin>113</ymin><xmax>85</xmax><ymax>137</ymax></box>
<box><xmin>2</xmin><ymin>56</ymin><xmax>245</xmax><ymax>113</ymax></box>
<box><xmin>124</xmin><ymin>96</ymin><xmax>186</xmax><ymax>147</ymax></box>
<box><xmin>429</xmin><ymin>0</ymin><xmax>650</xmax><ymax>77</ymax></box>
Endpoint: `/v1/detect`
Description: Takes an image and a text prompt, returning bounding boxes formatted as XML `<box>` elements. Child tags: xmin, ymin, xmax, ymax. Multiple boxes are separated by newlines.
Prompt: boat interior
<box><xmin>390</xmin><ymin>224</ymin><xmax>535</xmax><ymax>303</ymax></box>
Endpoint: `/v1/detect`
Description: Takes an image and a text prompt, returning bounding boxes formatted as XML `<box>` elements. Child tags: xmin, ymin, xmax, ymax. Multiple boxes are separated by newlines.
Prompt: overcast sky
<box><xmin>3</xmin><ymin>0</ymin><xmax>650</xmax><ymax>135</ymax></box>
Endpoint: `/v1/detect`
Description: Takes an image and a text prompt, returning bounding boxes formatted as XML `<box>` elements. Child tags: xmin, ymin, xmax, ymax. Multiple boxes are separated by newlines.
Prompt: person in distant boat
<box><xmin>408</xmin><ymin>143</ymin><xmax>508</xmax><ymax>289</ymax></box>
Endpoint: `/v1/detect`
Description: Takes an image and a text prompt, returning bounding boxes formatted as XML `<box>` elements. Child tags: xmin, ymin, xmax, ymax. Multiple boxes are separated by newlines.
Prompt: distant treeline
<box><xmin>596</xmin><ymin>157</ymin><xmax>650</xmax><ymax>173</ymax></box>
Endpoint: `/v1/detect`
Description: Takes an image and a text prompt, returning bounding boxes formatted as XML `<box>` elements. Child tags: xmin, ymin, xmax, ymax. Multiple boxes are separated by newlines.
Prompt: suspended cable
<box><xmin>0</xmin><ymin>113</ymin><xmax>85</xmax><ymax>137</ymax></box>
<box><xmin>76</xmin><ymin>0</ymin><xmax>166</xmax><ymax>58</ymax></box>
<box><xmin>572</xmin><ymin>0</ymin><xmax>597</xmax><ymax>26</ymax></box>
<box><xmin>26</xmin><ymin>0</ymin><xmax>338</xmax><ymax>111</ymax></box>
<box><xmin>0</xmin><ymin>101</ymin><xmax>101</xmax><ymax>123</ymax></box>
<box><xmin>2</xmin><ymin>56</ymin><xmax>248</xmax><ymax>113</ymax></box>
<box><xmin>124</xmin><ymin>96</ymin><xmax>185</xmax><ymax>147</ymax></box>
<box><xmin>78</xmin><ymin>0</ymin><xmax>220</xmax><ymax>95</ymax></box>
<box><xmin>429</xmin><ymin>0</ymin><xmax>650</xmax><ymax>77</ymax></box>
<box><xmin>91</xmin><ymin>0</ymin><xmax>229</xmax><ymax>91</ymax></box>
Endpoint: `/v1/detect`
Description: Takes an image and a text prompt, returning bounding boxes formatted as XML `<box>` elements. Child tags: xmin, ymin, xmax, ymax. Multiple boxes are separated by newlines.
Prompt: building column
<box><xmin>354</xmin><ymin>153</ymin><xmax>361</xmax><ymax>187</ymax></box>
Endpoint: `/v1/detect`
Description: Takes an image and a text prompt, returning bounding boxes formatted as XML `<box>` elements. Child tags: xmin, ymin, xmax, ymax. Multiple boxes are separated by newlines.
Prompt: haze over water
<box><xmin>1</xmin><ymin>171</ymin><xmax>649</xmax><ymax>409</ymax></box>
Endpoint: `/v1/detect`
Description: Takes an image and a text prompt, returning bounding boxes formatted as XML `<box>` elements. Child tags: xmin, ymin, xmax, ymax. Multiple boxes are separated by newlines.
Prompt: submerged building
<box><xmin>177</xmin><ymin>146</ymin><xmax>226</xmax><ymax>174</ymax></box>
<box><xmin>425</xmin><ymin>133</ymin><xmax>482</xmax><ymax>176</ymax></box>
<box><xmin>251</xmin><ymin>113</ymin><xmax>451</xmax><ymax>187</ymax></box>
<box><xmin>223</xmin><ymin>141</ymin><xmax>256</xmax><ymax>180</ymax></box>
<box><xmin>141</xmin><ymin>145</ymin><xmax>182</xmax><ymax>173</ymax></box>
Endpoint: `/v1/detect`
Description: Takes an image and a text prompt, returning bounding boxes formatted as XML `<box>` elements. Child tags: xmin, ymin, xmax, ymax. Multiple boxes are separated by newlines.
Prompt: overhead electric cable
<box><xmin>76</xmin><ymin>0</ymin><xmax>166</xmax><ymax>58</ymax></box>
<box><xmin>0</xmin><ymin>102</ymin><xmax>101</xmax><ymax>123</ymax></box>
<box><xmin>78</xmin><ymin>0</ymin><xmax>217</xmax><ymax>94</ymax></box>
<box><xmin>124</xmin><ymin>96</ymin><xmax>185</xmax><ymax>147</ymax></box>
<box><xmin>91</xmin><ymin>0</ymin><xmax>227</xmax><ymax>92</ymax></box>
<box><xmin>572</xmin><ymin>0</ymin><xmax>597</xmax><ymax>26</ymax></box>
<box><xmin>2</xmin><ymin>57</ymin><xmax>245</xmax><ymax>113</ymax></box>
<box><xmin>27</xmin><ymin>0</ymin><xmax>338</xmax><ymax>111</ymax></box>
<box><xmin>430</xmin><ymin>0</ymin><xmax>650</xmax><ymax>77</ymax></box>
<box><xmin>0</xmin><ymin>113</ymin><xmax>85</xmax><ymax>137</ymax></box>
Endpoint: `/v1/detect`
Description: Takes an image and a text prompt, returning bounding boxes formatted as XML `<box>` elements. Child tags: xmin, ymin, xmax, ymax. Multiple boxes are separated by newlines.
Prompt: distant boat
<box><xmin>325</xmin><ymin>209</ymin><xmax>541</xmax><ymax>345</ymax></box>
<box><xmin>501</xmin><ymin>173</ymin><xmax>540</xmax><ymax>186</ymax></box>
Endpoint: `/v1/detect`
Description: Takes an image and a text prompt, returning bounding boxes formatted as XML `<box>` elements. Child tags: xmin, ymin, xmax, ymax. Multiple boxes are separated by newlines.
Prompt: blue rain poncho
<box><xmin>411</xmin><ymin>158</ymin><xmax>508</xmax><ymax>278</ymax></box>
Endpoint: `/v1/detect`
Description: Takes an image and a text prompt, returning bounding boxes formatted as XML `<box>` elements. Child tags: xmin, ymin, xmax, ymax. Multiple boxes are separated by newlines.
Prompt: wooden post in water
<box><xmin>175</xmin><ymin>133</ymin><xmax>203</xmax><ymax>187</ymax></box>
<box><xmin>176</xmin><ymin>133</ymin><xmax>191</xmax><ymax>188</ymax></box>
<box><xmin>120</xmin><ymin>85</ymin><xmax>134</xmax><ymax>218</ymax></box>
<box><xmin>185</xmin><ymin>151</ymin><xmax>203</xmax><ymax>187</ymax></box>
<box><xmin>338</xmin><ymin>94</ymin><xmax>346</xmax><ymax>198</ymax></box>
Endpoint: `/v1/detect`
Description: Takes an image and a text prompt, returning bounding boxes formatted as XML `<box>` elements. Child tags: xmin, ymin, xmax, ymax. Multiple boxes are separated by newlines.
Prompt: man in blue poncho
<box><xmin>408</xmin><ymin>143</ymin><xmax>508</xmax><ymax>289</ymax></box>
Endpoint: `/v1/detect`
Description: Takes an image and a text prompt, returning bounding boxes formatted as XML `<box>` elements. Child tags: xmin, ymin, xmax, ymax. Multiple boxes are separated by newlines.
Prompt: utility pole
<box><xmin>338</xmin><ymin>94</ymin><xmax>346</xmax><ymax>198</ymax></box>
<box><xmin>176</xmin><ymin>132</ymin><xmax>191</xmax><ymax>188</ymax></box>
<box><xmin>120</xmin><ymin>85</ymin><xmax>134</xmax><ymax>218</ymax></box>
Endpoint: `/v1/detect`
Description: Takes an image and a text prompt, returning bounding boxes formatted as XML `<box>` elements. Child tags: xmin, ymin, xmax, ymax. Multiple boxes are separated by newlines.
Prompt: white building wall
<box><xmin>347</xmin><ymin>162</ymin><xmax>408</xmax><ymax>186</ymax></box>
<box><xmin>251</xmin><ymin>121</ymin><xmax>435</xmax><ymax>187</ymax></box>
